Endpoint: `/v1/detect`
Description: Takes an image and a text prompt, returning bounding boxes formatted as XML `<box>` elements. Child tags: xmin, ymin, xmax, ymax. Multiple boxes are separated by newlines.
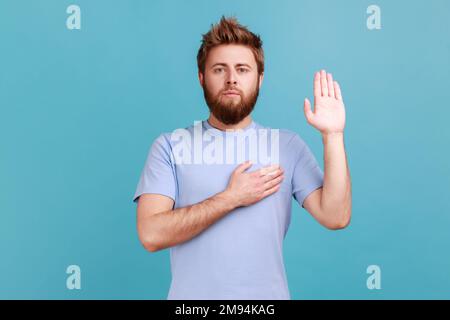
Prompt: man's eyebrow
<box><xmin>211</xmin><ymin>63</ymin><xmax>253</xmax><ymax>69</ymax></box>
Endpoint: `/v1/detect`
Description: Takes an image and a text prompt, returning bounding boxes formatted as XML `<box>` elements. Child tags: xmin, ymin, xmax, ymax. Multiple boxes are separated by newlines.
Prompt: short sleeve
<box><xmin>291</xmin><ymin>134</ymin><xmax>324</xmax><ymax>208</ymax></box>
<box><xmin>132</xmin><ymin>133</ymin><xmax>177</xmax><ymax>203</ymax></box>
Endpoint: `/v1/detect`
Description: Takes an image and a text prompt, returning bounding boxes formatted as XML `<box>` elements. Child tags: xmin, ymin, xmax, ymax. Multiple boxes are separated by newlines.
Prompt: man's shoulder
<box><xmin>150</xmin><ymin>122</ymin><xmax>199</xmax><ymax>149</ymax></box>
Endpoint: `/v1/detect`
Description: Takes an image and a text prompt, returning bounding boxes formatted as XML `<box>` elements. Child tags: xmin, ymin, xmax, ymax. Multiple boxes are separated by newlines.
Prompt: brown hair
<box><xmin>197</xmin><ymin>16</ymin><xmax>264</xmax><ymax>76</ymax></box>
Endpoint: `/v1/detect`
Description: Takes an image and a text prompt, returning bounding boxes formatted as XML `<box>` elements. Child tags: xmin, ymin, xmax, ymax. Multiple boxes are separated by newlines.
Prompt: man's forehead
<box><xmin>206</xmin><ymin>44</ymin><xmax>256</xmax><ymax>66</ymax></box>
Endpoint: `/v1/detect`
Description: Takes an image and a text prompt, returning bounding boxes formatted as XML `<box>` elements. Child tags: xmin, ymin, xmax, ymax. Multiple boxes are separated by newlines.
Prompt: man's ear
<box><xmin>258</xmin><ymin>72</ymin><xmax>264</xmax><ymax>89</ymax></box>
<box><xmin>198</xmin><ymin>71</ymin><xmax>204</xmax><ymax>87</ymax></box>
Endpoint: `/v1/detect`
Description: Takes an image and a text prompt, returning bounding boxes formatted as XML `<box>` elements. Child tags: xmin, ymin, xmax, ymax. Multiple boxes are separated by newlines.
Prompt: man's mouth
<box><xmin>222</xmin><ymin>90</ymin><xmax>240</xmax><ymax>96</ymax></box>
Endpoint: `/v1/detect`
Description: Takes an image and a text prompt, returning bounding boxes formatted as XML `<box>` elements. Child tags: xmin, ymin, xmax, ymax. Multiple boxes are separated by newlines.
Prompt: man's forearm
<box><xmin>143</xmin><ymin>191</ymin><xmax>237</xmax><ymax>252</ymax></box>
<box><xmin>321</xmin><ymin>132</ymin><xmax>352</xmax><ymax>227</ymax></box>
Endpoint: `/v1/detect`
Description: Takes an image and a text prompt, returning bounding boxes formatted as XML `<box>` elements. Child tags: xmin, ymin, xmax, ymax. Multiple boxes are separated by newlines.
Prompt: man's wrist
<box><xmin>216</xmin><ymin>190</ymin><xmax>240</xmax><ymax>211</ymax></box>
<box><xmin>321</xmin><ymin>131</ymin><xmax>344</xmax><ymax>144</ymax></box>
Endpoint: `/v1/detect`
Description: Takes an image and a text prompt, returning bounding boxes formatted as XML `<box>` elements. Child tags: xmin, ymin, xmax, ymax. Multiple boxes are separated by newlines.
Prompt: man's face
<box><xmin>199</xmin><ymin>44</ymin><xmax>264</xmax><ymax>125</ymax></box>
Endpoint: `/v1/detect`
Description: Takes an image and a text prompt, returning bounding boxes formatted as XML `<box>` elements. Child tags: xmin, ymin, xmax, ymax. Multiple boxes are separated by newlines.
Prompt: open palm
<box><xmin>304</xmin><ymin>70</ymin><xmax>346</xmax><ymax>135</ymax></box>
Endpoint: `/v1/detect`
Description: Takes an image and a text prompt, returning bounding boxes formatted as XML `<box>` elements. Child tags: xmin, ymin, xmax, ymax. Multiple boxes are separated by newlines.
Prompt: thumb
<box><xmin>303</xmin><ymin>98</ymin><xmax>314</xmax><ymax>123</ymax></box>
<box><xmin>234</xmin><ymin>160</ymin><xmax>253</xmax><ymax>174</ymax></box>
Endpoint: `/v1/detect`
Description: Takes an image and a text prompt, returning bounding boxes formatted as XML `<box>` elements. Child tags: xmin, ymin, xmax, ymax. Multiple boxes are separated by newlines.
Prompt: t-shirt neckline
<box><xmin>202</xmin><ymin>118</ymin><xmax>257</xmax><ymax>136</ymax></box>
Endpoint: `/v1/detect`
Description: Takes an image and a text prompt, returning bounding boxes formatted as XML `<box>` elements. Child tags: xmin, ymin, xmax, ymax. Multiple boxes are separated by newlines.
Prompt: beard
<box><xmin>202</xmin><ymin>78</ymin><xmax>260</xmax><ymax>125</ymax></box>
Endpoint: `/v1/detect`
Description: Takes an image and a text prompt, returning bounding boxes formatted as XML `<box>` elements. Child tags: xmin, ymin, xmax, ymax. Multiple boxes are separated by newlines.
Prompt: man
<box><xmin>133</xmin><ymin>16</ymin><xmax>351</xmax><ymax>300</ymax></box>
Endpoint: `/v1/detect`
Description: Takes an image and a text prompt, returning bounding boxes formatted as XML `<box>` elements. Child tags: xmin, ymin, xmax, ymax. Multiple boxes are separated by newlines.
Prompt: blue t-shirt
<box><xmin>133</xmin><ymin>119</ymin><xmax>324</xmax><ymax>299</ymax></box>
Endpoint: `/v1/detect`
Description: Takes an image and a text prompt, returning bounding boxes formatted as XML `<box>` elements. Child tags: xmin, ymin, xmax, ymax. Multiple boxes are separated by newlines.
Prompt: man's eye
<box><xmin>214</xmin><ymin>68</ymin><xmax>224</xmax><ymax>73</ymax></box>
<box><xmin>238</xmin><ymin>68</ymin><xmax>249</xmax><ymax>73</ymax></box>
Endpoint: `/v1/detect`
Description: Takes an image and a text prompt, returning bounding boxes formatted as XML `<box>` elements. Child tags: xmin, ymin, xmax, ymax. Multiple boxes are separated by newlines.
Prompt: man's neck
<box><xmin>207</xmin><ymin>114</ymin><xmax>253</xmax><ymax>131</ymax></box>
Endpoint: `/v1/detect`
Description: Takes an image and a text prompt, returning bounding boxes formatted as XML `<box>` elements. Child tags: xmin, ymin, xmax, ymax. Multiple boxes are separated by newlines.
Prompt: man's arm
<box><xmin>303</xmin><ymin>132</ymin><xmax>352</xmax><ymax>229</ymax></box>
<box><xmin>302</xmin><ymin>70</ymin><xmax>352</xmax><ymax>230</ymax></box>
<box><xmin>137</xmin><ymin>162</ymin><xmax>284</xmax><ymax>252</ymax></box>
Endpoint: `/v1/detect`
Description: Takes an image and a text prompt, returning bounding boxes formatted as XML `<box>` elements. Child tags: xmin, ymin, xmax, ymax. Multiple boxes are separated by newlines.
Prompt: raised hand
<box><xmin>303</xmin><ymin>70</ymin><xmax>346</xmax><ymax>135</ymax></box>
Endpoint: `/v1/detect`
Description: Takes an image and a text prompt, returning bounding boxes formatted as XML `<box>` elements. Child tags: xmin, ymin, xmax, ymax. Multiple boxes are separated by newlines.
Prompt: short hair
<box><xmin>197</xmin><ymin>16</ymin><xmax>264</xmax><ymax>76</ymax></box>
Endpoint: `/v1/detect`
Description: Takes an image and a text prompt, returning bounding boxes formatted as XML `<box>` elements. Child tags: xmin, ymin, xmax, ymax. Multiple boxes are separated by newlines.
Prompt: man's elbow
<box><xmin>327</xmin><ymin>219</ymin><xmax>350</xmax><ymax>230</ymax></box>
<box><xmin>137</xmin><ymin>225</ymin><xmax>162</xmax><ymax>253</ymax></box>
<box><xmin>326</xmin><ymin>209</ymin><xmax>351</xmax><ymax>230</ymax></box>
<box><xmin>141</xmin><ymin>239</ymin><xmax>161</xmax><ymax>253</ymax></box>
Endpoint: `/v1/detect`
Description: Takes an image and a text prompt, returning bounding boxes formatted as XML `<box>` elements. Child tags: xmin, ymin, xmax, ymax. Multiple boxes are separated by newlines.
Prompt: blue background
<box><xmin>1</xmin><ymin>0</ymin><xmax>449</xmax><ymax>299</ymax></box>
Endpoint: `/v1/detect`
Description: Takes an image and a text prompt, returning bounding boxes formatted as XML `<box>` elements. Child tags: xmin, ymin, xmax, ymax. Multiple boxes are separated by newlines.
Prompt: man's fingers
<box><xmin>234</xmin><ymin>160</ymin><xmax>253</xmax><ymax>174</ymax></box>
<box><xmin>304</xmin><ymin>98</ymin><xmax>314</xmax><ymax>123</ymax></box>
<box><xmin>314</xmin><ymin>72</ymin><xmax>321</xmax><ymax>97</ymax></box>
<box><xmin>263</xmin><ymin>183</ymin><xmax>281</xmax><ymax>198</ymax></box>
<box><xmin>257</xmin><ymin>164</ymin><xmax>280</xmax><ymax>176</ymax></box>
<box><xmin>320</xmin><ymin>69</ymin><xmax>328</xmax><ymax>96</ymax></box>
<box><xmin>327</xmin><ymin>73</ymin><xmax>335</xmax><ymax>97</ymax></box>
<box><xmin>334</xmin><ymin>81</ymin><xmax>343</xmax><ymax>101</ymax></box>
<box><xmin>264</xmin><ymin>174</ymin><xmax>284</xmax><ymax>190</ymax></box>
<box><xmin>261</xmin><ymin>168</ymin><xmax>283</xmax><ymax>183</ymax></box>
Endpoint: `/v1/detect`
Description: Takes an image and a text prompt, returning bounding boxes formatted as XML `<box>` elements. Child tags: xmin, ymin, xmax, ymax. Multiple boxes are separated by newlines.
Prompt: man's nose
<box><xmin>226</xmin><ymin>70</ymin><xmax>238</xmax><ymax>85</ymax></box>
